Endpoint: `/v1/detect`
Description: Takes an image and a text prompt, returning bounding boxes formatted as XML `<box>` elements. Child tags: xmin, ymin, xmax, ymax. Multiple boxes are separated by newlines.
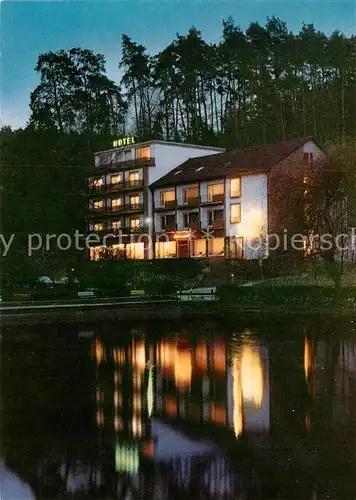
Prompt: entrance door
<box><xmin>177</xmin><ymin>240</ymin><xmax>189</xmax><ymax>258</ymax></box>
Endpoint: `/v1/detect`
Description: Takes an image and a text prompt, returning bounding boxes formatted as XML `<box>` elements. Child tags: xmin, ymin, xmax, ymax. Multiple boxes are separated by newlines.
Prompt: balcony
<box><xmin>161</xmin><ymin>224</ymin><xmax>177</xmax><ymax>232</ymax></box>
<box><xmin>185</xmin><ymin>222</ymin><xmax>200</xmax><ymax>230</ymax></box>
<box><xmin>95</xmin><ymin>156</ymin><xmax>155</xmax><ymax>170</ymax></box>
<box><xmin>156</xmin><ymin>200</ymin><xmax>177</xmax><ymax>210</ymax></box>
<box><xmin>201</xmin><ymin>194</ymin><xmax>225</xmax><ymax>205</ymax></box>
<box><xmin>89</xmin><ymin>203</ymin><xmax>144</xmax><ymax>215</ymax></box>
<box><xmin>177</xmin><ymin>196</ymin><xmax>200</xmax><ymax>207</ymax></box>
<box><xmin>125</xmin><ymin>203</ymin><xmax>144</xmax><ymax>213</ymax></box>
<box><xmin>123</xmin><ymin>179</ymin><xmax>144</xmax><ymax>190</ymax></box>
<box><xmin>211</xmin><ymin>219</ymin><xmax>225</xmax><ymax>230</ymax></box>
<box><xmin>88</xmin><ymin>179</ymin><xmax>143</xmax><ymax>195</ymax></box>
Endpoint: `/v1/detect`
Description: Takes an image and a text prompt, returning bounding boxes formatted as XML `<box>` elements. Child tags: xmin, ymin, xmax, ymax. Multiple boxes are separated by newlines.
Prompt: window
<box><xmin>303</xmin><ymin>153</ymin><xmax>313</xmax><ymax>167</ymax></box>
<box><xmin>161</xmin><ymin>214</ymin><xmax>175</xmax><ymax>231</ymax></box>
<box><xmin>184</xmin><ymin>186</ymin><xmax>199</xmax><ymax>204</ymax></box>
<box><xmin>112</xmin><ymin>198</ymin><xmax>122</xmax><ymax>208</ymax></box>
<box><xmin>126</xmin><ymin>242</ymin><xmax>144</xmax><ymax>259</ymax></box>
<box><xmin>93</xmin><ymin>223</ymin><xmax>104</xmax><ymax>232</ymax></box>
<box><xmin>230</xmin><ymin>204</ymin><xmax>241</xmax><ymax>224</ymax></box>
<box><xmin>207</xmin><ymin>183</ymin><xmax>224</xmax><ymax>201</ymax></box>
<box><xmin>128</xmin><ymin>171</ymin><xmax>139</xmax><ymax>182</ymax></box>
<box><xmin>130</xmin><ymin>194</ymin><xmax>140</xmax><ymax>207</ymax></box>
<box><xmin>136</xmin><ymin>146</ymin><xmax>151</xmax><ymax>159</ymax></box>
<box><xmin>191</xmin><ymin>239</ymin><xmax>206</xmax><ymax>257</ymax></box>
<box><xmin>93</xmin><ymin>200</ymin><xmax>104</xmax><ymax>209</ymax></box>
<box><xmin>230</xmin><ymin>177</ymin><xmax>241</xmax><ymax>198</ymax></box>
<box><xmin>155</xmin><ymin>241</ymin><xmax>177</xmax><ymax>259</ymax></box>
<box><xmin>130</xmin><ymin>218</ymin><xmax>140</xmax><ymax>229</ymax></box>
<box><xmin>111</xmin><ymin>220</ymin><xmax>121</xmax><ymax>230</ymax></box>
<box><xmin>183</xmin><ymin>212</ymin><xmax>199</xmax><ymax>227</ymax></box>
<box><xmin>160</xmin><ymin>190</ymin><xmax>175</xmax><ymax>207</ymax></box>
<box><xmin>208</xmin><ymin>209</ymin><xmax>224</xmax><ymax>225</ymax></box>
<box><xmin>208</xmin><ymin>237</ymin><xmax>224</xmax><ymax>256</ymax></box>
<box><xmin>111</xmin><ymin>174</ymin><xmax>122</xmax><ymax>185</ymax></box>
<box><xmin>89</xmin><ymin>177</ymin><xmax>103</xmax><ymax>188</ymax></box>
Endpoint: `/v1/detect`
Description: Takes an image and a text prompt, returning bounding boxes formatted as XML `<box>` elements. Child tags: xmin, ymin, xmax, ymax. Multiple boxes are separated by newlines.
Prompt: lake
<box><xmin>1</xmin><ymin>316</ymin><xmax>356</xmax><ymax>499</ymax></box>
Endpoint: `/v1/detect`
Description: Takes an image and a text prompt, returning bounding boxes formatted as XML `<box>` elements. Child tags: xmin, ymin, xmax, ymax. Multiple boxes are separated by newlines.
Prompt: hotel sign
<box><xmin>113</xmin><ymin>136</ymin><xmax>136</xmax><ymax>148</ymax></box>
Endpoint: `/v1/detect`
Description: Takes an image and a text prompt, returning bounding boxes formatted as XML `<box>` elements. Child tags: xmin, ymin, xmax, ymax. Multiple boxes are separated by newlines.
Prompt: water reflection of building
<box><xmin>155</xmin><ymin>336</ymin><xmax>270</xmax><ymax>438</ymax></box>
<box><xmin>91</xmin><ymin>335</ymin><xmax>155</xmax><ymax>475</ymax></box>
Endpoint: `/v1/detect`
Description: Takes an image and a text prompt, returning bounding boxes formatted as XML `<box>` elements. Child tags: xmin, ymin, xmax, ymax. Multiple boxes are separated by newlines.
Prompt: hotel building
<box><xmin>151</xmin><ymin>137</ymin><xmax>326</xmax><ymax>259</ymax></box>
<box><xmin>88</xmin><ymin>139</ymin><xmax>224</xmax><ymax>260</ymax></box>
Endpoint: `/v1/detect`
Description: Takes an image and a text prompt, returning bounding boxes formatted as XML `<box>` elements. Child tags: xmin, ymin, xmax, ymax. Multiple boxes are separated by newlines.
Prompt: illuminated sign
<box><xmin>113</xmin><ymin>136</ymin><xmax>136</xmax><ymax>148</ymax></box>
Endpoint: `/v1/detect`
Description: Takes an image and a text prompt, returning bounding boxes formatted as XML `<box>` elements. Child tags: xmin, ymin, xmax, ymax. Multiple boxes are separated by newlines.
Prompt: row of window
<box><xmin>91</xmin><ymin>194</ymin><xmax>142</xmax><ymax>209</ymax></box>
<box><xmin>160</xmin><ymin>204</ymin><xmax>241</xmax><ymax>227</ymax></box>
<box><xmin>91</xmin><ymin>218</ymin><xmax>141</xmax><ymax>232</ymax></box>
<box><xmin>159</xmin><ymin>178</ymin><xmax>241</xmax><ymax>206</ymax></box>
<box><xmin>95</xmin><ymin>145</ymin><xmax>151</xmax><ymax>167</ymax></box>
<box><xmin>89</xmin><ymin>170</ymin><xmax>141</xmax><ymax>188</ymax></box>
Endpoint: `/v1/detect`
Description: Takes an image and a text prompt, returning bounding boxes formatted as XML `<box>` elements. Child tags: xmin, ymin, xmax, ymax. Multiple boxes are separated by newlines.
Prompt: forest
<box><xmin>1</xmin><ymin>16</ymin><xmax>355</xmax><ymax>277</ymax></box>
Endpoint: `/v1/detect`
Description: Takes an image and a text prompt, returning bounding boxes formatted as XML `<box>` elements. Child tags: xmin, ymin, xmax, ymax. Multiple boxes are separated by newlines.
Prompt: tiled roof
<box><xmin>150</xmin><ymin>137</ymin><xmax>316</xmax><ymax>189</ymax></box>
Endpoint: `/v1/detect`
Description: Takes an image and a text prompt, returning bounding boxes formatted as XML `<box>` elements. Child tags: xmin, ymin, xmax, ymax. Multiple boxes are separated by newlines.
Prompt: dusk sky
<box><xmin>1</xmin><ymin>0</ymin><xmax>355</xmax><ymax>129</ymax></box>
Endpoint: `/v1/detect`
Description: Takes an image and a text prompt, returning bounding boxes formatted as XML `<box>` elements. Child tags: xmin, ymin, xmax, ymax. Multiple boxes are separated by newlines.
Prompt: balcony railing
<box><xmin>211</xmin><ymin>219</ymin><xmax>225</xmax><ymax>230</ymax></box>
<box><xmin>157</xmin><ymin>200</ymin><xmax>177</xmax><ymax>209</ymax></box>
<box><xmin>201</xmin><ymin>193</ymin><xmax>225</xmax><ymax>204</ymax></box>
<box><xmin>185</xmin><ymin>222</ymin><xmax>200</xmax><ymax>230</ymax></box>
<box><xmin>178</xmin><ymin>196</ymin><xmax>200</xmax><ymax>207</ymax></box>
<box><xmin>89</xmin><ymin>179</ymin><xmax>143</xmax><ymax>194</ymax></box>
<box><xmin>95</xmin><ymin>156</ymin><xmax>155</xmax><ymax>169</ymax></box>
<box><xmin>89</xmin><ymin>203</ymin><xmax>144</xmax><ymax>214</ymax></box>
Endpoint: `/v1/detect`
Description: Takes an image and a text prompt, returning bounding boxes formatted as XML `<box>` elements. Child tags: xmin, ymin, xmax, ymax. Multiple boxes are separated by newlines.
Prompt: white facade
<box><xmin>89</xmin><ymin>140</ymin><xmax>224</xmax><ymax>260</ymax></box>
<box><xmin>152</xmin><ymin>172</ymin><xmax>268</xmax><ymax>259</ymax></box>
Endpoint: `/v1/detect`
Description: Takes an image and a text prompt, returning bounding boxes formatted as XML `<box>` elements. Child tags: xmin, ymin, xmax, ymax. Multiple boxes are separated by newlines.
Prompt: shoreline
<box><xmin>1</xmin><ymin>300</ymin><xmax>355</xmax><ymax>325</ymax></box>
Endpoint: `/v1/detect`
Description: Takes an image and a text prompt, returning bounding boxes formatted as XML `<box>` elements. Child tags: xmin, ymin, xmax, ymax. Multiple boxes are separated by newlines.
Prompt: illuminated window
<box><xmin>136</xmin><ymin>146</ymin><xmax>151</xmax><ymax>159</ymax></box>
<box><xmin>112</xmin><ymin>198</ymin><xmax>122</xmax><ymax>208</ymax></box>
<box><xmin>128</xmin><ymin>171</ymin><xmax>140</xmax><ymax>182</ymax></box>
<box><xmin>184</xmin><ymin>186</ymin><xmax>199</xmax><ymax>203</ymax></box>
<box><xmin>89</xmin><ymin>177</ymin><xmax>104</xmax><ymax>188</ymax></box>
<box><xmin>155</xmin><ymin>241</ymin><xmax>177</xmax><ymax>259</ymax></box>
<box><xmin>130</xmin><ymin>218</ymin><xmax>140</xmax><ymax>229</ymax></box>
<box><xmin>93</xmin><ymin>199</ymin><xmax>104</xmax><ymax>209</ymax></box>
<box><xmin>130</xmin><ymin>194</ymin><xmax>140</xmax><ymax>207</ymax></box>
<box><xmin>160</xmin><ymin>190</ymin><xmax>175</xmax><ymax>207</ymax></box>
<box><xmin>111</xmin><ymin>174</ymin><xmax>122</xmax><ymax>185</ymax></box>
<box><xmin>208</xmin><ymin>237</ymin><xmax>224</xmax><ymax>256</ymax></box>
<box><xmin>230</xmin><ymin>177</ymin><xmax>241</xmax><ymax>198</ymax></box>
<box><xmin>207</xmin><ymin>183</ymin><xmax>224</xmax><ymax>201</ymax></box>
<box><xmin>90</xmin><ymin>246</ymin><xmax>103</xmax><ymax>261</ymax></box>
<box><xmin>191</xmin><ymin>239</ymin><xmax>206</xmax><ymax>257</ymax></box>
<box><xmin>93</xmin><ymin>223</ymin><xmax>104</xmax><ymax>232</ymax></box>
<box><xmin>230</xmin><ymin>204</ymin><xmax>241</xmax><ymax>223</ymax></box>
<box><xmin>126</xmin><ymin>242</ymin><xmax>144</xmax><ymax>259</ymax></box>
<box><xmin>111</xmin><ymin>220</ymin><xmax>121</xmax><ymax>230</ymax></box>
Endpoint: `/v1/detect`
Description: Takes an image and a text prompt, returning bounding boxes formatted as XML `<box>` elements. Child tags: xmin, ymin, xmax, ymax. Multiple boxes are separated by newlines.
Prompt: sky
<box><xmin>1</xmin><ymin>0</ymin><xmax>355</xmax><ymax>129</ymax></box>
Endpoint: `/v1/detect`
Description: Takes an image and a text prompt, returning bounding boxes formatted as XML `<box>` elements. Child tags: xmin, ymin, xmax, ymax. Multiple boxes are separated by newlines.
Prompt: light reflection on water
<box><xmin>1</xmin><ymin>319</ymin><xmax>356</xmax><ymax>498</ymax></box>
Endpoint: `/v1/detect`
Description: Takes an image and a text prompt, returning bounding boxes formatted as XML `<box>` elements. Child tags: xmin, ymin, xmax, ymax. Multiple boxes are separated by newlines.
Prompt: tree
<box><xmin>30</xmin><ymin>48</ymin><xmax>127</xmax><ymax>134</ymax></box>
